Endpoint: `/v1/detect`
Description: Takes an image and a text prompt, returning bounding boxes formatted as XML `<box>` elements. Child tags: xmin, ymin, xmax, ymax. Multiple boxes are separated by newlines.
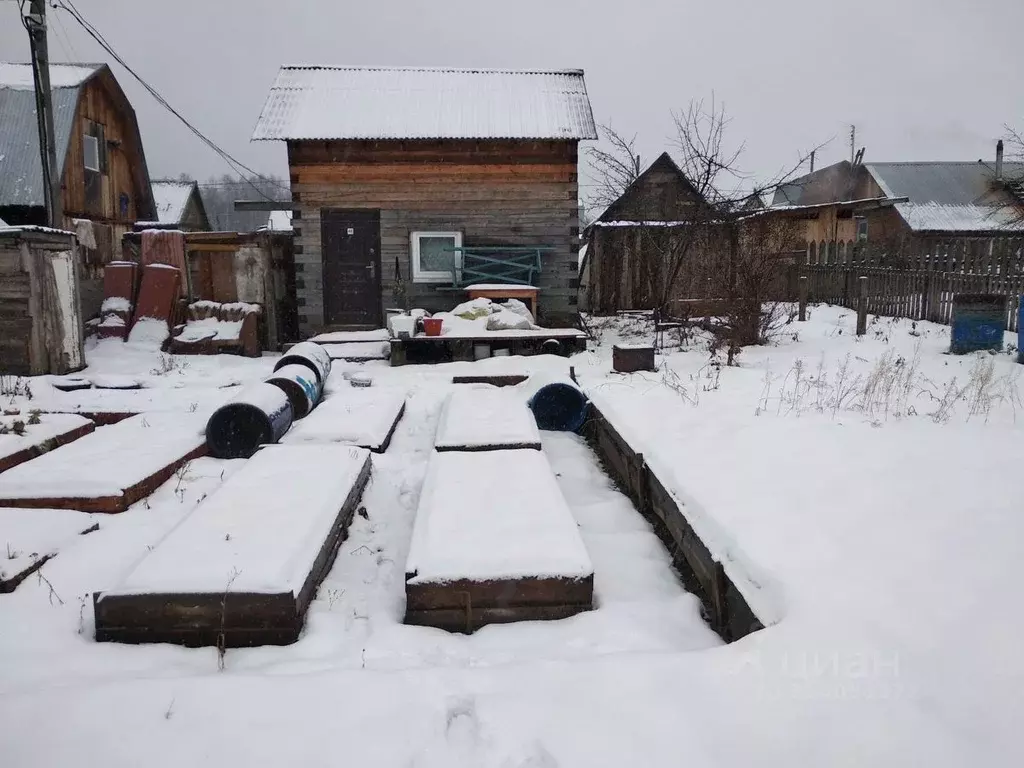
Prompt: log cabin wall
<box><xmin>287</xmin><ymin>139</ymin><xmax>581</xmax><ymax>335</ymax></box>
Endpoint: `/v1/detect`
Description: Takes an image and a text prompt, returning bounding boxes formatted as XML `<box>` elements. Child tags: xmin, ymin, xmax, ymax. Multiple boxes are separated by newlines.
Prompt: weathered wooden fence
<box><xmin>798</xmin><ymin>237</ymin><xmax>1024</xmax><ymax>332</ymax></box>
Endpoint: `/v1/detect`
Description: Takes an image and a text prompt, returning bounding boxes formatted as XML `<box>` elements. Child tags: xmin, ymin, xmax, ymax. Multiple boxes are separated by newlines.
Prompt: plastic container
<box><xmin>1018</xmin><ymin>299</ymin><xmax>1023</xmax><ymax>365</ymax></box>
<box><xmin>422</xmin><ymin>317</ymin><xmax>443</xmax><ymax>337</ymax></box>
<box><xmin>206</xmin><ymin>383</ymin><xmax>294</xmax><ymax>459</ymax></box>
<box><xmin>950</xmin><ymin>294</ymin><xmax>1007</xmax><ymax>354</ymax></box>
<box><xmin>473</xmin><ymin>343</ymin><xmax>490</xmax><ymax>360</ymax></box>
<box><xmin>265</xmin><ymin>363</ymin><xmax>322</xmax><ymax>419</ymax></box>
<box><xmin>523</xmin><ymin>373</ymin><xmax>589</xmax><ymax>432</ymax></box>
<box><xmin>275</xmin><ymin>341</ymin><xmax>332</xmax><ymax>384</ymax></box>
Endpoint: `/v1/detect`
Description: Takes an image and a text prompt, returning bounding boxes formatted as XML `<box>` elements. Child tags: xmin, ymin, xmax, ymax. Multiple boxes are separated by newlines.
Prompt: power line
<box><xmin>52</xmin><ymin>0</ymin><xmax>289</xmax><ymax>202</ymax></box>
<box><xmin>49</xmin><ymin>3</ymin><xmax>79</xmax><ymax>61</ymax></box>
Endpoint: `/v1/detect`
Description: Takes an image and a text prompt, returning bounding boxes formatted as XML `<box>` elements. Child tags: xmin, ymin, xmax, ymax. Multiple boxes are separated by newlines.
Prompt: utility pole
<box><xmin>24</xmin><ymin>0</ymin><xmax>63</xmax><ymax>228</ymax></box>
<box><xmin>849</xmin><ymin>124</ymin><xmax>856</xmax><ymax>165</ymax></box>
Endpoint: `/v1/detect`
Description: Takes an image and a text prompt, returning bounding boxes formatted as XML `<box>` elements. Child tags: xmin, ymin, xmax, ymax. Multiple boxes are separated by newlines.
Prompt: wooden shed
<box><xmin>251</xmin><ymin>66</ymin><xmax>597</xmax><ymax>336</ymax></box>
<box><xmin>583</xmin><ymin>152</ymin><xmax>709</xmax><ymax>313</ymax></box>
<box><xmin>0</xmin><ymin>62</ymin><xmax>156</xmax><ymax>321</ymax></box>
<box><xmin>0</xmin><ymin>227</ymin><xmax>85</xmax><ymax>375</ymax></box>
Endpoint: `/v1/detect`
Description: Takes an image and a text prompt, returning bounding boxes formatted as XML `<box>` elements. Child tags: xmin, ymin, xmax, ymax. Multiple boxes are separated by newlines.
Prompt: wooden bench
<box><xmin>168</xmin><ymin>300</ymin><xmax>261</xmax><ymax>357</ymax></box>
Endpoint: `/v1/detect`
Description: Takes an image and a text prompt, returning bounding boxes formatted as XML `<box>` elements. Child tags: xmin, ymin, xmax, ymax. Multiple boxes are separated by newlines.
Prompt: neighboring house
<box><xmin>771</xmin><ymin>144</ymin><xmax>1024</xmax><ymax>246</ymax></box>
<box><xmin>137</xmin><ymin>179</ymin><xmax>210</xmax><ymax>231</ymax></box>
<box><xmin>0</xmin><ymin>62</ymin><xmax>155</xmax><ymax>261</ymax></box>
<box><xmin>251</xmin><ymin>66</ymin><xmax>596</xmax><ymax>334</ymax></box>
<box><xmin>582</xmin><ymin>152</ymin><xmax>708</xmax><ymax>313</ymax></box>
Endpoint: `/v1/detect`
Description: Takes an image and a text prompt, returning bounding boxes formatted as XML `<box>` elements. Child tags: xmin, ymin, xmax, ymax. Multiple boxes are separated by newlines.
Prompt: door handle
<box><xmin>366</xmin><ymin>262</ymin><xmax>376</xmax><ymax>279</ymax></box>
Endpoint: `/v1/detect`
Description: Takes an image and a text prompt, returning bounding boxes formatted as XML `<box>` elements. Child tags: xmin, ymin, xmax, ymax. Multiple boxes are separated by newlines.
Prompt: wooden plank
<box><xmin>94</xmin><ymin>445</ymin><xmax>371</xmax><ymax>647</ymax></box>
<box><xmin>452</xmin><ymin>374</ymin><xmax>529</xmax><ymax>387</ymax></box>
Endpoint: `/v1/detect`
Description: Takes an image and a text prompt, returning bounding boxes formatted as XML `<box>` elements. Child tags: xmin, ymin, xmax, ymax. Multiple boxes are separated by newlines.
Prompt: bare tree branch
<box><xmin>584</xmin><ymin>124</ymin><xmax>641</xmax><ymax>211</ymax></box>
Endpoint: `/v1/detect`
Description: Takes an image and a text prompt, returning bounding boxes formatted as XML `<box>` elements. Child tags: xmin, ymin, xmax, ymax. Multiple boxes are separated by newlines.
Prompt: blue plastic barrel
<box><xmin>529</xmin><ymin>381</ymin><xmax>589</xmax><ymax>432</ymax></box>
<box><xmin>206</xmin><ymin>383</ymin><xmax>294</xmax><ymax>459</ymax></box>
<box><xmin>950</xmin><ymin>294</ymin><xmax>1006</xmax><ymax>354</ymax></box>
<box><xmin>265</xmin><ymin>363</ymin><xmax>323</xmax><ymax>419</ymax></box>
<box><xmin>1018</xmin><ymin>299</ymin><xmax>1023</xmax><ymax>364</ymax></box>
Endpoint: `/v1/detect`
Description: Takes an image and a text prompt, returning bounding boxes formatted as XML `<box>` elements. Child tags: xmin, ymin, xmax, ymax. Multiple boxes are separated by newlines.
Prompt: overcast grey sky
<box><xmin>2</xmin><ymin>0</ymin><xmax>1023</xmax><ymax>194</ymax></box>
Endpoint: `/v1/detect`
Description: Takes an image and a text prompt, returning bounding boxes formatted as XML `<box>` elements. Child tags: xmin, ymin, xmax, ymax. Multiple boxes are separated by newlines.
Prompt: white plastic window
<box><xmin>411</xmin><ymin>231</ymin><xmax>462</xmax><ymax>283</ymax></box>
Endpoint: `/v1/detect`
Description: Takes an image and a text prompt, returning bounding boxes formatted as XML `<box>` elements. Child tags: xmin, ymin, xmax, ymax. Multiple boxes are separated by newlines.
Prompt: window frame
<box><xmin>855</xmin><ymin>216</ymin><xmax>868</xmax><ymax>242</ymax></box>
<box><xmin>83</xmin><ymin>133</ymin><xmax>101</xmax><ymax>172</ymax></box>
<box><xmin>411</xmin><ymin>230</ymin><xmax>463</xmax><ymax>283</ymax></box>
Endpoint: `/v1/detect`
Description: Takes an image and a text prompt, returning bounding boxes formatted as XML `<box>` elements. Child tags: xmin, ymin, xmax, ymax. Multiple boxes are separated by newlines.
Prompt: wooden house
<box><xmin>0</xmin><ymin>62</ymin><xmax>155</xmax><ymax>318</ymax></box>
<box><xmin>251</xmin><ymin>66</ymin><xmax>597</xmax><ymax>335</ymax></box>
<box><xmin>583</xmin><ymin>152</ymin><xmax>709</xmax><ymax>313</ymax></box>
<box><xmin>771</xmin><ymin>144</ymin><xmax>1024</xmax><ymax>250</ymax></box>
<box><xmin>137</xmin><ymin>180</ymin><xmax>211</xmax><ymax>232</ymax></box>
<box><xmin>0</xmin><ymin>63</ymin><xmax>155</xmax><ymax>258</ymax></box>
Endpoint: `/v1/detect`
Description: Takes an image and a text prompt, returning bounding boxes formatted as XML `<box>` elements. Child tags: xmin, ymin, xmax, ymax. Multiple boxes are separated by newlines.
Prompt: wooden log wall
<box><xmin>287</xmin><ymin>139</ymin><xmax>580</xmax><ymax>335</ymax></box>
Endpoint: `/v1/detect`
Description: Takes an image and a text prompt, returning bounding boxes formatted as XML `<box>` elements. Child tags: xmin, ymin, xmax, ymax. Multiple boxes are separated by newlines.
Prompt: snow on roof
<box><xmin>252</xmin><ymin>66</ymin><xmax>598</xmax><ymax>141</ymax></box>
<box><xmin>0</xmin><ymin>215</ymin><xmax>7</xmax><ymax>227</ymax></box>
<box><xmin>0</xmin><ymin>62</ymin><xmax>101</xmax><ymax>90</ymax></box>
<box><xmin>893</xmin><ymin>202</ymin><xmax>1024</xmax><ymax>233</ymax></box>
<box><xmin>148</xmin><ymin>180</ymin><xmax>195</xmax><ymax>225</ymax></box>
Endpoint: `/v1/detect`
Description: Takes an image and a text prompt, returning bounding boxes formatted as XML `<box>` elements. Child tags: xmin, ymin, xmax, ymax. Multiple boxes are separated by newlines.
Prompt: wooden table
<box><xmin>465</xmin><ymin>284</ymin><xmax>539</xmax><ymax>319</ymax></box>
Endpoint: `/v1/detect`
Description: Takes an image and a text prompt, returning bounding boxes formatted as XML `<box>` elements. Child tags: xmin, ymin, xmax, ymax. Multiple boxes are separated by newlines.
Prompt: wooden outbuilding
<box><xmin>583</xmin><ymin>152</ymin><xmax>709</xmax><ymax>313</ymax></box>
<box><xmin>0</xmin><ymin>62</ymin><xmax>156</xmax><ymax>320</ymax></box>
<box><xmin>251</xmin><ymin>66</ymin><xmax>597</xmax><ymax>335</ymax></box>
<box><xmin>0</xmin><ymin>226</ymin><xmax>85</xmax><ymax>375</ymax></box>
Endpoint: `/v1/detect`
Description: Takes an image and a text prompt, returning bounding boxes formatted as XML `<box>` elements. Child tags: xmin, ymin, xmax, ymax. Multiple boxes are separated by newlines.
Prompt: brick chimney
<box><xmin>996</xmin><ymin>139</ymin><xmax>1004</xmax><ymax>181</ymax></box>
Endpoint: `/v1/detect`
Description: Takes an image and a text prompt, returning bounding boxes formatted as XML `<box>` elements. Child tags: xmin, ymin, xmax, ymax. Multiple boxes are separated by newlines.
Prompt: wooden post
<box><xmin>798</xmin><ymin>275</ymin><xmax>808</xmax><ymax>321</ymax></box>
<box><xmin>856</xmin><ymin>275</ymin><xmax>868</xmax><ymax>336</ymax></box>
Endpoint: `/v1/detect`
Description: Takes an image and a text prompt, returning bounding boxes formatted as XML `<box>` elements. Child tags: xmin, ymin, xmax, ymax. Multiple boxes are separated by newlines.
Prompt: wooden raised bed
<box><xmin>452</xmin><ymin>374</ymin><xmax>529</xmax><ymax>387</ymax></box>
<box><xmin>94</xmin><ymin>445</ymin><xmax>372</xmax><ymax>647</ymax></box>
<box><xmin>582</xmin><ymin>401</ymin><xmax>763</xmax><ymax>642</ymax></box>
<box><xmin>434</xmin><ymin>387</ymin><xmax>541</xmax><ymax>452</ymax></box>
<box><xmin>0</xmin><ymin>414</ymin><xmax>95</xmax><ymax>474</ymax></box>
<box><xmin>0</xmin><ymin>413</ymin><xmax>208</xmax><ymax>514</ymax></box>
<box><xmin>0</xmin><ymin>508</ymin><xmax>99</xmax><ymax>592</ymax></box>
<box><xmin>405</xmin><ymin>450</ymin><xmax>593</xmax><ymax>632</ymax></box>
<box><xmin>283</xmin><ymin>390</ymin><xmax>406</xmax><ymax>453</ymax></box>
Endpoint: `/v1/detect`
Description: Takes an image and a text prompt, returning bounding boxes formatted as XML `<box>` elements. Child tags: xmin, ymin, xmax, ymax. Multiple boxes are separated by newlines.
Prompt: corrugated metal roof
<box><xmin>866</xmin><ymin>162</ymin><xmax>1024</xmax><ymax>205</ymax></box>
<box><xmin>867</xmin><ymin>162</ymin><xmax>1024</xmax><ymax>232</ymax></box>
<box><xmin>0</xmin><ymin>63</ymin><xmax>103</xmax><ymax>209</ymax></box>
<box><xmin>251</xmin><ymin>66</ymin><xmax>598</xmax><ymax>141</ymax></box>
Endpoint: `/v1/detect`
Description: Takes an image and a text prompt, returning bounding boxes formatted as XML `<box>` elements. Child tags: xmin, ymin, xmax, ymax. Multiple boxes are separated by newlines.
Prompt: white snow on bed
<box><xmin>104</xmin><ymin>445</ymin><xmax>370</xmax><ymax>595</ymax></box>
<box><xmin>0</xmin><ymin>414</ymin><xmax>92</xmax><ymax>467</ymax></box>
<box><xmin>0</xmin><ymin>413</ymin><xmax>207</xmax><ymax>500</ymax></box>
<box><xmin>308</xmin><ymin>329</ymin><xmax>389</xmax><ymax>343</ymax></box>
<box><xmin>126</xmin><ymin>317</ymin><xmax>170</xmax><ymax>346</ymax></box>
<box><xmin>434</xmin><ymin>386</ymin><xmax>540</xmax><ymax>450</ymax></box>
<box><xmin>0</xmin><ymin>508</ymin><xmax>97</xmax><ymax>584</ymax></box>
<box><xmin>283</xmin><ymin>390</ymin><xmax>405</xmax><ymax>450</ymax></box>
<box><xmin>406</xmin><ymin>449</ymin><xmax>593</xmax><ymax>584</ymax></box>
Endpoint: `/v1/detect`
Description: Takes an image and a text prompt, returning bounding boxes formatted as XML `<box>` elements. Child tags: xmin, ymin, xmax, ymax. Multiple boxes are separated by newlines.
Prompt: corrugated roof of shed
<box><xmin>251</xmin><ymin>66</ymin><xmax>598</xmax><ymax>141</ymax></box>
<box><xmin>0</xmin><ymin>63</ymin><xmax>104</xmax><ymax>208</ymax></box>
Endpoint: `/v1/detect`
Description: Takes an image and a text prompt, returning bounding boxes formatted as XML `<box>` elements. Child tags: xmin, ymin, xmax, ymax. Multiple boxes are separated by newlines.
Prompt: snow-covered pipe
<box><xmin>206</xmin><ymin>383</ymin><xmax>294</xmax><ymax>459</ymax></box>
<box><xmin>265</xmin><ymin>364</ymin><xmax>323</xmax><ymax>419</ymax></box>
<box><xmin>275</xmin><ymin>342</ymin><xmax>332</xmax><ymax>385</ymax></box>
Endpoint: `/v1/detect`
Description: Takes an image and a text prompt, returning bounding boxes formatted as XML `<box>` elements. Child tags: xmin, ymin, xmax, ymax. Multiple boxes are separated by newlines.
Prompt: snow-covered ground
<box><xmin>0</xmin><ymin>309</ymin><xmax>1022</xmax><ymax>767</ymax></box>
